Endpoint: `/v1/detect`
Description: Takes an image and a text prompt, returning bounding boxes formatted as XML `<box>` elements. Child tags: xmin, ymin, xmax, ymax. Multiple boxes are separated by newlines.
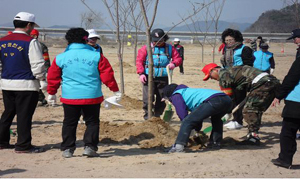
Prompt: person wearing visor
<box><xmin>201</xmin><ymin>63</ymin><xmax>280</xmax><ymax>145</ymax></box>
<box><xmin>253</xmin><ymin>43</ymin><xmax>275</xmax><ymax>74</ymax></box>
<box><xmin>162</xmin><ymin>83</ymin><xmax>232</xmax><ymax>153</ymax></box>
<box><xmin>86</xmin><ymin>29</ymin><xmax>103</xmax><ymax>54</ymax></box>
<box><xmin>271</xmin><ymin>29</ymin><xmax>300</xmax><ymax>169</ymax></box>
<box><xmin>0</xmin><ymin>12</ymin><xmax>46</xmax><ymax>153</ymax></box>
<box><xmin>136</xmin><ymin>28</ymin><xmax>182</xmax><ymax>120</ymax></box>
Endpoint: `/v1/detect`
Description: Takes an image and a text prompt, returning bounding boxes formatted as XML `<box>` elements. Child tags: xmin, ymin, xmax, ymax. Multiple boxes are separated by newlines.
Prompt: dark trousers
<box><xmin>232</xmin><ymin>88</ymin><xmax>247</xmax><ymax>125</ymax></box>
<box><xmin>179</xmin><ymin>60</ymin><xmax>184</xmax><ymax>73</ymax></box>
<box><xmin>61</xmin><ymin>103</ymin><xmax>100</xmax><ymax>151</ymax></box>
<box><xmin>175</xmin><ymin>95</ymin><xmax>232</xmax><ymax>146</ymax></box>
<box><xmin>278</xmin><ymin>117</ymin><xmax>300</xmax><ymax>165</ymax></box>
<box><xmin>0</xmin><ymin>90</ymin><xmax>38</xmax><ymax>151</ymax></box>
<box><xmin>142</xmin><ymin>76</ymin><xmax>168</xmax><ymax>117</ymax></box>
<box><xmin>38</xmin><ymin>89</ymin><xmax>46</xmax><ymax>102</ymax></box>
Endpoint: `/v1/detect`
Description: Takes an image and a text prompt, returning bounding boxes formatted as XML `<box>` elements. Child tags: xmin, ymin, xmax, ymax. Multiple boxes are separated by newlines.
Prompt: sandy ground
<box><xmin>0</xmin><ymin>42</ymin><xmax>300</xmax><ymax>178</ymax></box>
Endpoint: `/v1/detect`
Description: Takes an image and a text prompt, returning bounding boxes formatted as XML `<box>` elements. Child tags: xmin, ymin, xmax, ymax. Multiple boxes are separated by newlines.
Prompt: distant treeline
<box><xmin>245</xmin><ymin>3</ymin><xmax>300</xmax><ymax>33</ymax></box>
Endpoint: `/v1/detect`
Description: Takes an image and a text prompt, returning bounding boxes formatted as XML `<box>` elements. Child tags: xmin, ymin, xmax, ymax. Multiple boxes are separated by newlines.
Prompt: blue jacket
<box><xmin>55</xmin><ymin>43</ymin><xmax>102</xmax><ymax>100</ymax></box>
<box><xmin>170</xmin><ymin>84</ymin><xmax>226</xmax><ymax>120</ymax></box>
<box><xmin>48</xmin><ymin>43</ymin><xmax>119</xmax><ymax>105</ymax></box>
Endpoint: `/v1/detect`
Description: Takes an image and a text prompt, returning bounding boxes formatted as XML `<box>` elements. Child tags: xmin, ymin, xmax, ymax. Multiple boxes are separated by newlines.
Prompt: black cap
<box><xmin>287</xmin><ymin>29</ymin><xmax>300</xmax><ymax>40</ymax></box>
<box><xmin>260</xmin><ymin>43</ymin><xmax>269</xmax><ymax>49</ymax></box>
<box><xmin>162</xmin><ymin>83</ymin><xmax>178</xmax><ymax>99</ymax></box>
<box><xmin>151</xmin><ymin>28</ymin><xmax>169</xmax><ymax>42</ymax></box>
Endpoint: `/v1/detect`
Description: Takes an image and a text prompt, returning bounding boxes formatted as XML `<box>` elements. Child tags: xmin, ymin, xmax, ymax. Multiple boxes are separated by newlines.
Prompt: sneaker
<box><xmin>237</xmin><ymin>132</ymin><xmax>260</xmax><ymax>146</ymax></box>
<box><xmin>271</xmin><ymin>158</ymin><xmax>292</xmax><ymax>169</ymax></box>
<box><xmin>15</xmin><ymin>146</ymin><xmax>44</xmax><ymax>153</ymax></box>
<box><xmin>226</xmin><ymin>121</ymin><xmax>243</xmax><ymax>130</ymax></box>
<box><xmin>224</xmin><ymin>121</ymin><xmax>234</xmax><ymax>127</ymax></box>
<box><xmin>62</xmin><ymin>149</ymin><xmax>74</xmax><ymax>158</ymax></box>
<box><xmin>206</xmin><ymin>142</ymin><xmax>221</xmax><ymax>150</ymax></box>
<box><xmin>168</xmin><ymin>144</ymin><xmax>185</xmax><ymax>153</ymax></box>
<box><xmin>83</xmin><ymin>146</ymin><xmax>98</xmax><ymax>157</ymax></box>
<box><xmin>0</xmin><ymin>144</ymin><xmax>15</xmax><ymax>150</ymax></box>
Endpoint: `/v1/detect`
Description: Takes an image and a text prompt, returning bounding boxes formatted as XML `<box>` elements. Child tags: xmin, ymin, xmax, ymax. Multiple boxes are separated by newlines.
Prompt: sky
<box><xmin>0</xmin><ymin>0</ymin><xmax>286</xmax><ymax>28</ymax></box>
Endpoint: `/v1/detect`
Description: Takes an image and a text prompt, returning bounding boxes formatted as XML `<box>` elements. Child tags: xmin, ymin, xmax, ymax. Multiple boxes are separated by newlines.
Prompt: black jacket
<box><xmin>276</xmin><ymin>48</ymin><xmax>300</xmax><ymax>118</ymax></box>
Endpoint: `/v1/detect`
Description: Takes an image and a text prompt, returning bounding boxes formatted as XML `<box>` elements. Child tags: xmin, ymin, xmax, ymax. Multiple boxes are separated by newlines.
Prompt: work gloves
<box><xmin>40</xmin><ymin>80</ymin><xmax>48</xmax><ymax>91</ymax></box>
<box><xmin>139</xmin><ymin>74</ymin><xmax>147</xmax><ymax>84</ymax></box>
<box><xmin>114</xmin><ymin>91</ymin><xmax>122</xmax><ymax>102</ymax></box>
<box><xmin>47</xmin><ymin>94</ymin><xmax>57</xmax><ymax>106</ymax></box>
<box><xmin>167</xmin><ymin>63</ymin><xmax>175</xmax><ymax>70</ymax></box>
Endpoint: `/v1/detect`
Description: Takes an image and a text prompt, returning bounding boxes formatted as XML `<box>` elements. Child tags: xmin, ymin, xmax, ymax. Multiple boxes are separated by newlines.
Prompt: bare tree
<box><xmin>80</xmin><ymin>11</ymin><xmax>103</xmax><ymax>29</ymax></box>
<box><xmin>180</xmin><ymin>0</ymin><xmax>223</xmax><ymax>63</ymax></box>
<box><xmin>283</xmin><ymin>0</ymin><xmax>300</xmax><ymax>28</ymax></box>
<box><xmin>128</xmin><ymin>0</ymin><xmax>152</xmax><ymax>65</ymax></box>
<box><xmin>139</xmin><ymin>0</ymin><xmax>159</xmax><ymax>119</ymax></box>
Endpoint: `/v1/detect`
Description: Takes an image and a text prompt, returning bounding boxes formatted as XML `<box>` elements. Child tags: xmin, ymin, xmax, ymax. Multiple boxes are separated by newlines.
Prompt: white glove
<box><xmin>114</xmin><ymin>91</ymin><xmax>122</xmax><ymax>102</ymax></box>
<box><xmin>40</xmin><ymin>80</ymin><xmax>48</xmax><ymax>91</ymax></box>
<box><xmin>47</xmin><ymin>94</ymin><xmax>57</xmax><ymax>106</ymax></box>
<box><xmin>270</xmin><ymin>68</ymin><xmax>274</xmax><ymax>75</ymax></box>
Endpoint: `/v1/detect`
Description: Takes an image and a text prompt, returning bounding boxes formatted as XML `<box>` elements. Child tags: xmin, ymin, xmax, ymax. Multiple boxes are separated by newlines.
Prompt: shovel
<box><xmin>202</xmin><ymin>98</ymin><xmax>246</xmax><ymax>134</ymax></box>
<box><xmin>162</xmin><ymin>66</ymin><xmax>174</xmax><ymax>122</ymax></box>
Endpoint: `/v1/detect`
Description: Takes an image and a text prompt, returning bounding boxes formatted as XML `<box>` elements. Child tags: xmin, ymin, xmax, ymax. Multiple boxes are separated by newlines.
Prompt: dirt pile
<box><xmin>77</xmin><ymin>117</ymin><xmax>178</xmax><ymax>149</ymax></box>
<box><xmin>105</xmin><ymin>95</ymin><xmax>142</xmax><ymax>110</ymax></box>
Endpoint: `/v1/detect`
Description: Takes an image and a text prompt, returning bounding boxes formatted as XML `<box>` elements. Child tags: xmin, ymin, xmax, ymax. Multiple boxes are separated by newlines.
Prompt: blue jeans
<box><xmin>175</xmin><ymin>95</ymin><xmax>232</xmax><ymax>146</ymax></box>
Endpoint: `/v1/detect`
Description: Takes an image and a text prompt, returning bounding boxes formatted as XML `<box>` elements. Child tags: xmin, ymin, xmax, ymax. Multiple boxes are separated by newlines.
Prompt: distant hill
<box><xmin>245</xmin><ymin>4</ymin><xmax>300</xmax><ymax>33</ymax></box>
<box><xmin>163</xmin><ymin>20</ymin><xmax>251</xmax><ymax>32</ymax></box>
<box><xmin>48</xmin><ymin>25</ymin><xmax>72</xmax><ymax>29</ymax></box>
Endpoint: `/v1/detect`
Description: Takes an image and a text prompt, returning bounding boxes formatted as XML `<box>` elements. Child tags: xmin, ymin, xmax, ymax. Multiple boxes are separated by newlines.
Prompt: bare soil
<box><xmin>0</xmin><ymin>42</ymin><xmax>300</xmax><ymax>178</ymax></box>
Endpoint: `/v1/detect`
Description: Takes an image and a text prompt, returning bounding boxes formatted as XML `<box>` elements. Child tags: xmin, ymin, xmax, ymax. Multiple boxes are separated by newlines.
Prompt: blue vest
<box><xmin>55</xmin><ymin>43</ymin><xmax>103</xmax><ymax>99</ymax></box>
<box><xmin>0</xmin><ymin>36</ymin><xmax>35</xmax><ymax>80</ymax></box>
<box><xmin>286</xmin><ymin>81</ymin><xmax>300</xmax><ymax>103</ymax></box>
<box><xmin>145</xmin><ymin>44</ymin><xmax>172</xmax><ymax>77</ymax></box>
<box><xmin>253</xmin><ymin>50</ymin><xmax>272</xmax><ymax>71</ymax></box>
<box><xmin>174</xmin><ymin>88</ymin><xmax>223</xmax><ymax>112</ymax></box>
<box><xmin>233</xmin><ymin>45</ymin><xmax>245</xmax><ymax>66</ymax></box>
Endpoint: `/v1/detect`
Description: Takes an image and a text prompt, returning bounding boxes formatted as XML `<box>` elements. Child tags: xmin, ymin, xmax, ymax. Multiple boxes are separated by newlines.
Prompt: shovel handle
<box><xmin>166</xmin><ymin>66</ymin><xmax>172</xmax><ymax>85</ymax></box>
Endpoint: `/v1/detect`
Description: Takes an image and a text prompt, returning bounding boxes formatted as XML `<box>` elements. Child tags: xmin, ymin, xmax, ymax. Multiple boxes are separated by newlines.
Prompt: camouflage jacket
<box><xmin>39</xmin><ymin>41</ymin><xmax>51</xmax><ymax>71</ymax></box>
<box><xmin>218</xmin><ymin>65</ymin><xmax>270</xmax><ymax>96</ymax></box>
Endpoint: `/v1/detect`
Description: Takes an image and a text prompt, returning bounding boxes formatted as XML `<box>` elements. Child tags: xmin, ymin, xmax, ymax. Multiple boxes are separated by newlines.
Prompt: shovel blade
<box><xmin>163</xmin><ymin>110</ymin><xmax>174</xmax><ymax>122</ymax></box>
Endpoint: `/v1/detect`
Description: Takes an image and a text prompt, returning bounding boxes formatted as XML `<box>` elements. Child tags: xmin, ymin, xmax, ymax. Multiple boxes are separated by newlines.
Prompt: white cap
<box><xmin>174</xmin><ymin>38</ymin><xmax>180</xmax><ymax>42</ymax></box>
<box><xmin>87</xmin><ymin>29</ymin><xmax>100</xmax><ymax>39</ymax></box>
<box><xmin>14</xmin><ymin>12</ymin><xmax>39</xmax><ymax>27</ymax></box>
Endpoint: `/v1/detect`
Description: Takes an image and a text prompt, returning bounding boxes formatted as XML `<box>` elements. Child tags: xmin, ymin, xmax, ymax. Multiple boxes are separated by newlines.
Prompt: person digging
<box><xmin>162</xmin><ymin>83</ymin><xmax>232</xmax><ymax>153</ymax></box>
<box><xmin>202</xmin><ymin>63</ymin><xmax>280</xmax><ymax>145</ymax></box>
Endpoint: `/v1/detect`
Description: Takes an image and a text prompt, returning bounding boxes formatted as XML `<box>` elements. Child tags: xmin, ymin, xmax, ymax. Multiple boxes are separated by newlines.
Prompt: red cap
<box><xmin>7</xmin><ymin>31</ymin><xmax>12</xmax><ymax>35</ymax></box>
<box><xmin>30</xmin><ymin>29</ymin><xmax>39</xmax><ymax>37</ymax></box>
<box><xmin>201</xmin><ymin>63</ymin><xmax>218</xmax><ymax>81</ymax></box>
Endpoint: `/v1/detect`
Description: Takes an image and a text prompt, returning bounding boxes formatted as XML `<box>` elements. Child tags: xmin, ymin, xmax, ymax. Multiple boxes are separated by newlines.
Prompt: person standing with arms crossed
<box><xmin>0</xmin><ymin>12</ymin><xmax>46</xmax><ymax>153</ymax></box>
<box><xmin>271</xmin><ymin>29</ymin><xmax>300</xmax><ymax>169</ymax></box>
<box><xmin>136</xmin><ymin>28</ymin><xmax>182</xmax><ymax>120</ymax></box>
